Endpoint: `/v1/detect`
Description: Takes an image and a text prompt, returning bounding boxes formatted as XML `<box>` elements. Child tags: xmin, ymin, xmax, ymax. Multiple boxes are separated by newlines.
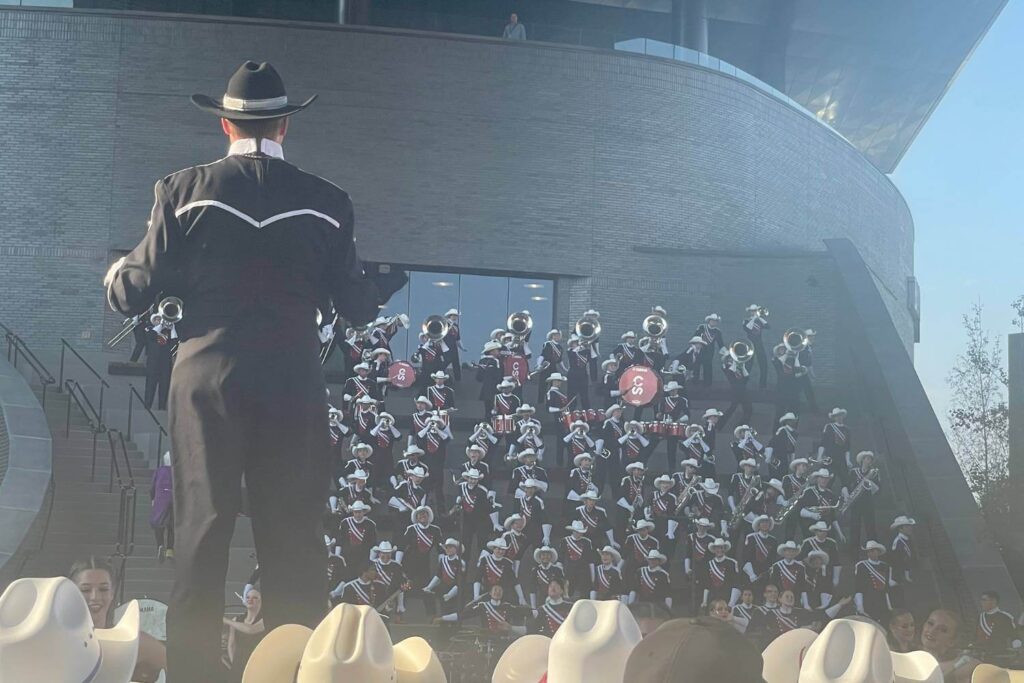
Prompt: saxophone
<box><xmin>772</xmin><ymin>478</ymin><xmax>814</xmax><ymax>525</ymax></box>
<box><xmin>729</xmin><ymin>477</ymin><xmax>762</xmax><ymax>530</ymax></box>
<box><xmin>839</xmin><ymin>468</ymin><xmax>878</xmax><ymax>516</ymax></box>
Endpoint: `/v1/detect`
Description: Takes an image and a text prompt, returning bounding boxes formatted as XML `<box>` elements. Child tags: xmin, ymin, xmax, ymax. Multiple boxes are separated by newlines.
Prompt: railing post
<box><xmin>41</xmin><ymin>383</ymin><xmax>47</xmax><ymax>409</ymax></box>
<box><xmin>90</xmin><ymin>431</ymin><xmax>97</xmax><ymax>483</ymax></box>
<box><xmin>64</xmin><ymin>389</ymin><xmax>72</xmax><ymax>439</ymax></box>
<box><xmin>98</xmin><ymin>385</ymin><xmax>105</xmax><ymax>426</ymax></box>
<box><xmin>157</xmin><ymin>431</ymin><xmax>163</xmax><ymax>464</ymax></box>
<box><xmin>127</xmin><ymin>389</ymin><xmax>134</xmax><ymax>441</ymax></box>
<box><xmin>58</xmin><ymin>344</ymin><xmax>65</xmax><ymax>392</ymax></box>
<box><xmin>11</xmin><ymin>342</ymin><xmax>18</xmax><ymax>370</ymax></box>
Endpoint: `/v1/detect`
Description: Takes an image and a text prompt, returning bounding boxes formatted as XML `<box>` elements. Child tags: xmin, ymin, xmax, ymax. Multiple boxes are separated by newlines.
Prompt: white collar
<box><xmin>228</xmin><ymin>138</ymin><xmax>285</xmax><ymax>159</ymax></box>
<box><xmin>546</xmin><ymin>598</ymin><xmax>564</xmax><ymax>606</ymax></box>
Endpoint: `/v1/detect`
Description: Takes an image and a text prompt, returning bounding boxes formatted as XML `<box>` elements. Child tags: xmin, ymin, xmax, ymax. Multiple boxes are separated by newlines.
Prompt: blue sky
<box><xmin>891</xmin><ymin>0</ymin><xmax>1023</xmax><ymax>422</ymax></box>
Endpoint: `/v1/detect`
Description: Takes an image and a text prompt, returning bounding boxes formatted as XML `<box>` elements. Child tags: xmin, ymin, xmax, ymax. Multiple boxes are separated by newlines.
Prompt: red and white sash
<box><xmin>349</xmin><ymin>580</ymin><xmax>373</xmax><ymax>605</ymax></box>
<box><xmin>775</xmin><ymin>561</ymin><xmax>800</xmax><ymax>588</ymax></box>
<box><xmin>565</xmin><ymin>536</ymin><xmax>585</xmax><ymax>561</ymax></box>
<box><xmin>413</xmin><ymin>524</ymin><xmax>435</xmax><ymax>553</ymax></box>
<box><xmin>495</xmin><ymin>394</ymin><xmax>515</xmax><ymax>415</ymax></box>
<box><xmin>709</xmin><ymin>559</ymin><xmax>728</xmax><ymax>586</ymax></box>
<box><xmin>640</xmin><ymin>567</ymin><xmax>659</xmax><ymax>592</ymax></box>
<box><xmin>440</xmin><ymin>555</ymin><xmax>460</xmax><ymax>583</ymax></box>
<box><xmin>344</xmin><ymin>517</ymin><xmax>366</xmax><ymax>544</ymax></box>
<box><xmin>484</xmin><ymin>555</ymin><xmax>504</xmax><ymax>583</ymax></box>
<box><xmin>751</xmin><ymin>533</ymin><xmax>770</xmax><ymax>560</ymax></box>
<box><xmin>542</xmin><ymin>603</ymin><xmax>567</xmax><ymax>629</ymax></box>
<box><xmin>861</xmin><ymin>561</ymin><xmax>887</xmax><ymax>591</ymax></box>
<box><xmin>827</xmin><ymin>422</ymin><xmax>847</xmax><ymax>443</ymax></box>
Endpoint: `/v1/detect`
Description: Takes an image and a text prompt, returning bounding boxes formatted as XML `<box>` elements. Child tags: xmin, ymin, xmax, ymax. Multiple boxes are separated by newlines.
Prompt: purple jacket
<box><xmin>150</xmin><ymin>465</ymin><xmax>173</xmax><ymax>528</ymax></box>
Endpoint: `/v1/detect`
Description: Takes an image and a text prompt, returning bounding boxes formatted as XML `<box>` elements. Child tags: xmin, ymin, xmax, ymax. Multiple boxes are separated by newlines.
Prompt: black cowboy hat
<box><xmin>191</xmin><ymin>61</ymin><xmax>316</xmax><ymax>120</ymax></box>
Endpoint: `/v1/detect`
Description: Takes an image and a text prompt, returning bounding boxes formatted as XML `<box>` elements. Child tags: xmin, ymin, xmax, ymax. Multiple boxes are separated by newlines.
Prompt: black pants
<box><xmin>751</xmin><ymin>338</ymin><xmax>768</xmax><ymax>389</ymax></box>
<box><xmin>798</xmin><ymin>375</ymin><xmax>818</xmax><ymax>412</ymax></box>
<box><xmin>720</xmin><ymin>380</ymin><xmax>752</xmax><ymax>429</ymax></box>
<box><xmin>697</xmin><ymin>351</ymin><xmax>714</xmax><ymax>386</ymax></box>
<box><xmin>166</xmin><ymin>347</ymin><xmax>329</xmax><ymax>683</ymax></box>
<box><xmin>849</xmin><ymin>502</ymin><xmax>877</xmax><ymax>555</ymax></box>
<box><xmin>130</xmin><ymin>325</ymin><xmax>148</xmax><ymax>362</ymax></box>
<box><xmin>567</xmin><ymin>373</ymin><xmax>590</xmax><ymax>410</ymax></box>
<box><xmin>445</xmin><ymin>349</ymin><xmax>462</xmax><ymax>382</ymax></box>
<box><xmin>155</xmin><ymin>513</ymin><xmax>175</xmax><ymax>550</ymax></box>
<box><xmin>144</xmin><ymin>347</ymin><xmax>172</xmax><ymax>410</ymax></box>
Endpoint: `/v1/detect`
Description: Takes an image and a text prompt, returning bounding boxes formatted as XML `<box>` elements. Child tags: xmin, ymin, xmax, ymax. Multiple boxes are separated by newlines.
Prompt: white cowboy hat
<box><xmin>892</xmin><ymin>652</ymin><xmax>943</xmax><ymax>683</ymax></box>
<box><xmin>547</xmin><ymin>600</ymin><xmax>642</xmax><ymax>683</ymax></box>
<box><xmin>709</xmin><ymin>538</ymin><xmax>731</xmax><ymax>552</ymax></box>
<box><xmin>351</xmin><ymin>441</ymin><xmax>373</xmax><ymax>452</ymax></box>
<box><xmin>504</xmin><ymin>514</ymin><xmax>525</xmax><ymax>530</ymax></box>
<box><xmin>414</xmin><ymin>395</ymin><xmax>431</xmax><ymax>405</ymax></box>
<box><xmin>738</xmin><ymin>458</ymin><xmax>758</xmax><ymax>468</ymax></box>
<box><xmin>354</xmin><ymin>362</ymin><xmax>371</xmax><ymax>372</ymax></box>
<box><xmin>466</xmin><ymin>444</ymin><xmax>485</xmax><ymax>456</ymax></box>
<box><xmin>733</xmin><ymin>424</ymin><xmax>752</xmax><ymax>439</ymax></box>
<box><xmin>546</xmin><ymin>373</ymin><xmax>567</xmax><ymax>383</ymax></box>
<box><xmin>483</xmin><ymin>341</ymin><xmax>503</xmax><ymax>353</ymax></box>
<box><xmin>348</xmin><ymin>500</ymin><xmax>371</xmax><ymax>513</ymax></box>
<box><xmin>377</xmin><ymin>411</ymin><xmax>395</xmax><ymax>422</ymax></box>
<box><xmin>518</xmin><ymin>404</ymin><xmax>536</xmax><ymax>413</ymax></box>
<box><xmin>490</xmin><ymin>328</ymin><xmax>506</xmax><ymax>339</ymax></box>
<box><xmin>487</xmin><ymin>538</ymin><xmax>509</xmax><ymax>551</ymax></box>
<box><xmin>516</xmin><ymin>449</ymin><xmax>538</xmax><ymax>461</ymax></box>
<box><xmin>971</xmin><ymin>663</ymin><xmax>1024</xmax><ymax>683</ymax></box>
<box><xmin>695</xmin><ymin>517</ymin><xmax>714</xmax><ymax>528</ymax></box>
<box><xmin>0</xmin><ymin>577</ymin><xmax>140</xmax><ymax>683</ymax></box>
<box><xmin>621</xmin><ymin>331</ymin><xmax>637</xmax><ymax>340</ymax></box>
<box><xmin>646</xmin><ymin>549</ymin><xmax>668</xmax><ymax>563</ymax></box>
<box><xmin>444</xmin><ymin>308</ymin><xmax>459</xmax><ymax>317</ymax></box>
<box><xmin>430</xmin><ymin>371</ymin><xmax>448</xmax><ymax>380</ymax></box>
<box><xmin>356</xmin><ymin>394</ymin><xmax>376</xmax><ymax>404</ymax></box>
<box><xmin>393</xmin><ymin>636</ymin><xmax>448</xmax><ymax>683</ymax></box>
<box><xmin>679</xmin><ymin>458</ymin><xmax>700</xmax><ymax>469</ymax></box>
<box><xmin>519</xmin><ymin>478</ymin><xmax>543</xmax><ymax>490</ymax></box>
<box><xmin>634</xmin><ymin>519</ymin><xmax>655</xmax><ymax>531</ymax></box>
<box><xmin>653</xmin><ymin>474</ymin><xmax>673</xmax><ymax>487</ymax></box>
<box><xmin>663</xmin><ymin>381</ymin><xmax>682</xmax><ymax>392</ymax></box>
<box><xmin>762</xmin><ymin>628</ymin><xmax>819</xmax><ymax>683</ymax></box>
<box><xmin>580</xmin><ymin>491</ymin><xmax>600</xmax><ymax>501</ymax></box>
<box><xmin>370</xmin><ymin>348</ymin><xmax>391</xmax><ymax>357</ymax></box>
<box><xmin>491</xmin><ymin>634</ymin><xmax>551</xmax><ymax>683</ymax></box>
<box><xmin>688</xmin><ymin>336</ymin><xmax>706</xmax><ymax>345</ymax></box>
<box><xmin>703</xmin><ymin>408</ymin><xmax>723</xmax><ymax>419</ymax></box>
<box><xmin>497</xmin><ymin>379</ymin><xmax>516</xmax><ymax>390</ymax></box>
<box><xmin>626</xmin><ymin>420</ymin><xmax>644</xmax><ymax>430</ymax></box>
<box><xmin>533</xmin><ymin>546</ymin><xmax>559</xmax><ymax>564</ymax></box>
<box><xmin>685</xmin><ymin>424</ymin><xmax>705</xmax><ymax>437</ymax></box>
<box><xmin>373</xmin><ymin>540</ymin><xmax>397</xmax><ymax>556</ymax></box>
<box><xmin>856</xmin><ymin>450</ymin><xmax>876</xmax><ymax>465</ymax></box>
<box><xmin>242</xmin><ymin>624</ymin><xmax>315</xmax><ymax>683</ymax></box>
<box><xmin>442</xmin><ymin>537</ymin><xmax>463</xmax><ymax>551</ymax></box>
<box><xmin>777</xmin><ymin>540</ymin><xmax>800</xmax><ymax>554</ymax></box>
<box><xmin>890</xmin><ymin>515</ymin><xmax>917</xmax><ymax>530</ymax></box>
<box><xmin>406</xmin><ymin>466</ymin><xmax>427</xmax><ymax>479</ymax></box>
<box><xmin>571</xmin><ymin>420</ymin><xmax>590</xmax><ymax>431</ymax></box>
<box><xmin>752</xmin><ymin>514</ymin><xmax>773</xmax><ymax>530</ymax></box>
<box><xmin>624</xmin><ymin>462</ymin><xmax>645</xmax><ymax>473</ymax></box>
<box><xmin>601</xmin><ymin>359</ymin><xmax>619</xmax><ymax>370</ymax></box>
<box><xmin>829</xmin><ymin>407</ymin><xmax>848</xmax><ymax>418</ymax></box>
<box><xmin>766</xmin><ymin>478</ymin><xmax>786</xmax><ymax>493</ymax></box>
<box><xmin>808</xmin><ymin>469</ymin><xmax>832</xmax><ymax>482</ymax></box>
<box><xmin>403</xmin><ymin>444</ymin><xmax>425</xmax><ymax>457</ymax></box>
<box><xmin>546</xmin><ymin>329</ymin><xmax>561</xmax><ymax>340</ymax></box>
<box><xmin>746</xmin><ymin>304</ymin><xmax>760</xmax><ymax>312</ymax></box>
<box><xmin>566</xmin><ymin>520</ymin><xmax>587</xmax><ymax>534</ymax></box>
<box><xmin>702</xmin><ymin>478</ymin><xmax>719</xmax><ymax>494</ymax></box>
<box><xmin>808</xmin><ymin>521</ymin><xmax>830</xmax><ymax>533</ymax></box>
<box><xmin>410</xmin><ymin>506</ymin><xmax>434</xmax><ymax>526</ymax></box>
<box><xmin>461</xmin><ymin>468</ymin><xmax>483</xmax><ymax>480</ymax></box>
<box><xmin>863</xmin><ymin>540</ymin><xmax>886</xmax><ymax>554</ymax></box>
<box><xmin>778</xmin><ymin>412</ymin><xmax>798</xmax><ymax>423</ymax></box>
<box><xmin>804</xmin><ymin>329</ymin><xmax>817</xmax><ymax>336</ymax></box>
<box><xmin>604</xmin><ymin>405</ymin><xmax>623</xmax><ymax>417</ymax></box>
<box><xmin>705</xmin><ymin>313</ymin><xmax>721</xmax><ymax>321</ymax></box>
<box><xmin>346</xmin><ymin>469</ymin><xmax>369</xmax><ymax>481</ymax></box>
<box><xmin>789</xmin><ymin>458</ymin><xmax>809</xmax><ymax>471</ymax></box>
<box><xmin>806</xmin><ymin>550</ymin><xmax>830</xmax><ymax>565</ymax></box>
<box><xmin>573</xmin><ymin>453</ymin><xmax>594</xmax><ymax>467</ymax></box>
<box><xmin>798</xmin><ymin>618</ymin><xmax>893</xmax><ymax>683</ymax></box>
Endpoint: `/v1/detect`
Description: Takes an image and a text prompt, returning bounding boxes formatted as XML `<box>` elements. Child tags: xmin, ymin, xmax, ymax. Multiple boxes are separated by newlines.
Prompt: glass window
<box><xmin>458</xmin><ymin>274</ymin><xmax>510</xmax><ymax>359</ymax></box>
<box><xmin>407</xmin><ymin>272</ymin><xmax>459</xmax><ymax>358</ymax></box>
<box><xmin>508</xmin><ymin>278</ymin><xmax>555</xmax><ymax>343</ymax></box>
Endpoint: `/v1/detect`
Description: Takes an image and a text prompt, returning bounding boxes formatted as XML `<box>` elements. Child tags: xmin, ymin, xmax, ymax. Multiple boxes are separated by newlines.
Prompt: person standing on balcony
<box><xmin>503</xmin><ymin>12</ymin><xmax>527</xmax><ymax>40</ymax></box>
<box><xmin>104</xmin><ymin>62</ymin><xmax>406</xmax><ymax>683</ymax></box>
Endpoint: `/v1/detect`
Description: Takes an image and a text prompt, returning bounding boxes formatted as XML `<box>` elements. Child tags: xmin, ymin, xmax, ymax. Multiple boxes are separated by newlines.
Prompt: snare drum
<box><xmin>586</xmin><ymin>408</ymin><xmax>600</xmax><ymax>423</ymax></box>
<box><xmin>668</xmin><ymin>422</ymin><xmax>686</xmax><ymax>437</ymax></box>
<box><xmin>560</xmin><ymin>411</ymin><xmax>574</xmax><ymax>430</ymax></box>
<box><xmin>571</xmin><ymin>409</ymin><xmax>587</xmax><ymax>425</ymax></box>
<box><xmin>644</xmin><ymin>422</ymin><xmax>660</xmax><ymax>435</ymax></box>
<box><xmin>491</xmin><ymin>415</ymin><xmax>515</xmax><ymax>434</ymax></box>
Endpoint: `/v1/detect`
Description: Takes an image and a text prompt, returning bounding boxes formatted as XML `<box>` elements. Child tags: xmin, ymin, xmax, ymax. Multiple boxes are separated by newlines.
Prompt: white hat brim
<box><xmin>394</xmin><ymin>636</ymin><xmax>447</xmax><ymax>683</ymax></box>
<box><xmin>95</xmin><ymin>600</ymin><xmax>141</xmax><ymax>683</ymax></box>
<box><xmin>491</xmin><ymin>634</ymin><xmax>551</xmax><ymax>683</ymax></box>
<box><xmin>242</xmin><ymin>624</ymin><xmax>314</xmax><ymax>683</ymax></box>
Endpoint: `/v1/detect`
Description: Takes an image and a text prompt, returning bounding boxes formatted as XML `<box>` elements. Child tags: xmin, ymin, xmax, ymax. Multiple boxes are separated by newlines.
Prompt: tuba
<box><xmin>422</xmin><ymin>315</ymin><xmax>450</xmax><ymax>342</ymax></box>
<box><xmin>729</xmin><ymin>341</ymin><xmax>754</xmax><ymax>364</ymax></box>
<box><xmin>507</xmin><ymin>311</ymin><xmax>533</xmax><ymax>341</ymax></box>
<box><xmin>575</xmin><ymin>314</ymin><xmax>601</xmax><ymax>344</ymax></box>
<box><xmin>642</xmin><ymin>313</ymin><xmax>668</xmax><ymax>340</ymax></box>
<box><xmin>783</xmin><ymin>328</ymin><xmax>807</xmax><ymax>352</ymax></box>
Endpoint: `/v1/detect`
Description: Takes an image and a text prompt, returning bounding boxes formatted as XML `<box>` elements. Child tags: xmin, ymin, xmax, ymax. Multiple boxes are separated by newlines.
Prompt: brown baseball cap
<box><xmin>623</xmin><ymin>617</ymin><xmax>765</xmax><ymax>683</ymax></box>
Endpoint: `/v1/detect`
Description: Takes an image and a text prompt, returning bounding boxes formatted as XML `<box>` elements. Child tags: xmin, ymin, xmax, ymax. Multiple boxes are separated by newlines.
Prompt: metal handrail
<box><xmin>127</xmin><ymin>384</ymin><xmax>167</xmax><ymax>459</ymax></box>
<box><xmin>1</xmin><ymin>326</ymin><xmax>56</xmax><ymax>408</ymax></box>
<box><xmin>58</xmin><ymin>338</ymin><xmax>109</xmax><ymax>424</ymax></box>
<box><xmin>106</xmin><ymin>430</ymin><xmax>136</xmax><ymax>561</ymax></box>
<box><xmin>64</xmin><ymin>379</ymin><xmax>105</xmax><ymax>482</ymax></box>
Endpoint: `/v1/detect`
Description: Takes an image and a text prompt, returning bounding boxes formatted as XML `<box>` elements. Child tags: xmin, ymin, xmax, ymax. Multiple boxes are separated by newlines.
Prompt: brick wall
<box><xmin>0</xmin><ymin>8</ymin><xmax>915</xmax><ymax>382</ymax></box>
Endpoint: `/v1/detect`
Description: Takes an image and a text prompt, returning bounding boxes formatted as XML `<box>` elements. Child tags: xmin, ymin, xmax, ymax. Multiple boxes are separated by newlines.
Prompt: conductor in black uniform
<box><xmin>104</xmin><ymin>62</ymin><xmax>406</xmax><ymax>682</ymax></box>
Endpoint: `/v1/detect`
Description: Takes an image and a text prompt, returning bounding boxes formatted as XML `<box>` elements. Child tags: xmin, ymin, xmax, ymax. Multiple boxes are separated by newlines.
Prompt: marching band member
<box><xmin>671</xmin><ymin>458</ymin><xmax>701</xmax><ymax>500</ymax></box>
<box><xmin>798</xmin><ymin>469</ymin><xmax>841</xmax><ymax>539</ymax></box>
<box><xmin>442</xmin><ymin>309</ymin><xmax>465</xmax><ymax>381</ymax></box>
<box><xmin>560</xmin><ymin>520</ymin><xmax>597</xmax><ymax>599</ymax></box>
<box><xmin>797</xmin><ymin>329</ymin><xmax>819</xmax><ymax>412</ymax></box>
<box><xmin>594</xmin><ymin>405</ymin><xmax>624</xmax><ymax>494</ymax></box>
<box><xmin>458</xmin><ymin>443</ymin><xmax>493</xmax><ymax>490</ymax></box>
<box><xmin>681</xmin><ymin>424</ymin><xmax>713</xmax><ymax>480</ymax></box>
<box><xmin>751</xmin><ymin>478</ymin><xmax>786</xmax><ymax>528</ymax></box>
<box><xmin>630</xmin><ymin>549</ymin><xmax>672</xmax><ymax>612</ymax></box>
<box><xmin>728</xmin><ymin>458</ymin><xmax>762</xmax><ymax>530</ymax></box>
<box><xmin>328</xmin><ymin>406</ymin><xmax>351</xmax><ymax>479</ymax></box>
<box><xmin>545</xmin><ymin>373</ymin><xmax>570</xmax><ymax>465</ymax></box>
<box><xmin>572</xmin><ymin>490</ymin><xmax>616</xmax><ymax>550</ymax></box>
<box><xmin>854</xmin><ymin>540</ymin><xmax>893</xmax><ymax>622</ymax></box>
<box><xmin>537</xmin><ymin>329</ymin><xmax>564</xmax><ymax>405</ymax></box>
<box><xmin>974</xmin><ymin>591</ymin><xmax>1019</xmax><ymax>654</ymax></box>
<box><xmin>764</xmin><ymin>412</ymin><xmax>799</xmax><ymax>481</ymax></box>
<box><xmin>617</xmin><ymin>420</ymin><xmax>651</xmax><ymax>475</ymax></box>
<box><xmin>427</xmin><ymin>371</ymin><xmax>455</xmax><ymax>410</ymax></box>
<box><xmin>508</xmin><ymin>449</ymin><xmax>549</xmax><ymax>498</ymax></box>
<box><xmin>351</xmin><ymin>394</ymin><xmax>379</xmax><ymax>442</ymax></box>
<box><xmin>741</xmin><ymin>516</ymin><xmax>778</xmax><ymax>588</ymax></box>
<box><xmin>612</xmin><ymin>331</ymin><xmax>643</xmax><ymax>372</ymax></box>
<box><xmin>467</xmin><ymin>422</ymin><xmax>500</xmax><ymax>474</ymax></box>
<box><xmin>731</xmin><ymin>425</ymin><xmax>764</xmax><ymax>466</ymax></box>
<box><xmin>424</xmin><ymin>539</ymin><xmax>465</xmax><ymax>618</ymax></box>
<box><xmin>800</xmin><ymin>521</ymin><xmax>842</xmax><ymax>588</ymax></box>
<box><xmin>701</xmin><ymin>538</ymin><xmax>740</xmax><ymax>610</ymax></box>
<box><xmin>444</xmin><ymin>585</ymin><xmax>527</xmax><ymax>636</ymax></box>
<box><xmin>687</xmin><ymin>479</ymin><xmax>728</xmax><ymax>538</ymax></box>
<box><xmin>803</xmin><ymin>550</ymin><xmax>834</xmax><ymax>609</ymax></box>
<box><xmin>566</xmin><ymin>452</ymin><xmax>598</xmax><ymax>508</ymax></box>
<box><xmin>772</xmin><ymin>343</ymin><xmax>802</xmax><ymax>424</ymax></box>
<box><xmin>342</xmin><ymin>363</ymin><xmax>378</xmax><ymax>415</ymax></box>
<box><xmin>533</xmin><ymin>579</ymin><xmax>574</xmax><ymax>637</ymax></box>
<box><xmin>325</xmin><ymin>535</ymin><xmax>347</xmax><ymax>591</ymax></box>
<box><xmin>451</xmin><ymin>469</ymin><xmax>501</xmax><ymax>562</ymax></box>
<box><xmin>565</xmin><ymin>336</ymin><xmax>592</xmax><ymax>409</ymax></box>
<box><xmin>370</xmin><ymin>541</ymin><xmax>410</xmax><ymax>614</ymax></box>
<box><xmin>368</xmin><ymin>313</ymin><xmax>409</xmax><ymax>356</ymax></box>
<box><xmin>743</xmin><ymin>304</ymin><xmax>770</xmax><ymax>389</ymax></box>
<box><xmin>501</xmin><ymin>514</ymin><xmax>530</xmax><ymax>577</ymax></box>
<box><xmin>672</xmin><ymin>336</ymin><xmax>706</xmax><ymax>380</ymax></box>
<box><xmin>476</xmin><ymin>341</ymin><xmax>504</xmax><ymax>417</ymax></box>
<box><xmin>597</xmin><ymin>357</ymin><xmax>621</xmax><ymax>408</ymax></box>
<box><xmin>702</xmin><ymin>407</ymin><xmax>722</xmax><ymax>450</ymax></box>
<box><xmin>720</xmin><ymin>344</ymin><xmax>753</xmax><ymax>428</ymax></box>
<box><xmin>683</xmin><ymin>518</ymin><xmax>716</xmax><ymax>612</ymax></box>
<box><xmin>338</xmin><ymin>328</ymin><xmax>371</xmax><ymax>384</ymax></box>
<box><xmin>333</xmin><ymin>467</ymin><xmax>374</xmax><ymax>516</ymax></box>
<box><xmin>615</xmin><ymin>462</ymin><xmax>647</xmax><ymax>537</ymax></box>
<box><xmin>818</xmin><ymin>407</ymin><xmax>851</xmax><ymax>477</ymax></box>
<box><xmin>731</xmin><ymin>588</ymin><xmax>757</xmax><ymax>632</ymax></box>
<box><xmin>330</xmin><ymin>562</ymin><xmax>383</xmax><ymax>608</ymax></box>
<box><xmin>143</xmin><ymin>311</ymin><xmax>175</xmax><ymax>410</ymax></box>
<box><xmin>393</xmin><ymin>444</ymin><xmax>430</xmax><ymax>486</ymax></box>
<box><xmin>510</xmin><ymin>419</ymin><xmax>545</xmax><ymax>463</ymax></box>
<box><xmin>335</xmin><ymin>500</ymin><xmax>377</xmax><ymax>577</ymax></box>
<box><xmin>474</xmin><ymin>538</ymin><xmax>526</xmax><ymax>606</ymax></box>
<box><xmin>419</xmin><ymin>412</ymin><xmax>453</xmax><ymax>508</ymax></box>
<box><xmin>529</xmin><ymin>546</ymin><xmax>566</xmax><ymax>609</ymax></box>
<box><xmin>746</xmin><ymin>583</ymin><xmax>781</xmax><ymax>645</ymax></box>
<box><xmin>492</xmin><ymin>379</ymin><xmax>522</xmax><ymax>446</ymax></box>
<box><xmin>693</xmin><ymin>314</ymin><xmax>724</xmax><ymax>386</ymax></box>
<box><xmin>843</xmin><ymin>450</ymin><xmax>881</xmax><ymax>553</ymax></box>
<box><xmin>367</xmin><ymin>412</ymin><xmax>400</xmax><ymax>489</ymax></box>
<box><xmin>888</xmin><ymin>515</ymin><xmax>917</xmax><ymax>605</ymax></box>
<box><xmin>388</xmin><ymin>465</ymin><xmax>428</xmax><ymax>527</ymax></box>
<box><xmin>782</xmin><ymin>458</ymin><xmax>809</xmax><ymax>504</ymax></box>
<box><xmin>624</xmin><ymin>519</ymin><xmax>661</xmax><ymax>575</ymax></box>
<box><xmin>766</xmin><ymin>541</ymin><xmax>808</xmax><ymax>605</ymax></box>
<box><xmin>414</xmin><ymin>332</ymin><xmax>447</xmax><ymax>393</ymax></box>
<box><xmin>645</xmin><ymin>476</ymin><xmax>678</xmax><ymax>548</ymax></box>
<box><xmin>515</xmin><ymin>479</ymin><xmax>552</xmax><ymax>551</ymax></box>
<box><xmin>591</xmin><ymin>547</ymin><xmax>626</xmax><ymax>602</ymax></box>
<box><xmin>369</xmin><ymin>347</ymin><xmax>392</xmax><ymax>402</ymax></box>
<box><xmin>397</xmin><ymin>507</ymin><xmax>442</xmax><ymax>617</ymax></box>
<box><xmin>764</xmin><ymin>589</ymin><xmax>848</xmax><ymax>641</ymax></box>
<box><xmin>656</xmin><ymin>381</ymin><xmax>688</xmax><ymax>470</ymax></box>
<box><xmin>563</xmin><ymin>419</ymin><xmax>596</xmax><ymax>461</ymax></box>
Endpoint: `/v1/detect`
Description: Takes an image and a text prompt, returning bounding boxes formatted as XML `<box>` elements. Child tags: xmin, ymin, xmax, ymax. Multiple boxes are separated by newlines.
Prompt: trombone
<box><xmin>107</xmin><ymin>296</ymin><xmax>183</xmax><ymax>348</ymax></box>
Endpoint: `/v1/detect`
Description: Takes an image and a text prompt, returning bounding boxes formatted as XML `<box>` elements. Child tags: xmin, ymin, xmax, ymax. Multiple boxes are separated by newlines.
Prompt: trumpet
<box><xmin>507</xmin><ymin>311</ymin><xmax>533</xmax><ymax>341</ymax></box>
<box><xmin>642</xmin><ymin>313</ymin><xmax>668</xmax><ymax>340</ymax></box>
<box><xmin>575</xmin><ymin>315</ymin><xmax>601</xmax><ymax>344</ymax></box>
<box><xmin>422</xmin><ymin>315</ymin><xmax>450</xmax><ymax>342</ymax></box>
<box><xmin>107</xmin><ymin>296</ymin><xmax>183</xmax><ymax>348</ymax></box>
<box><xmin>756</xmin><ymin>306</ymin><xmax>770</xmax><ymax>319</ymax></box>
<box><xmin>729</xmin><ymin>341</ymin><xmax>754</xmax><ymax>364</ymax></box>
